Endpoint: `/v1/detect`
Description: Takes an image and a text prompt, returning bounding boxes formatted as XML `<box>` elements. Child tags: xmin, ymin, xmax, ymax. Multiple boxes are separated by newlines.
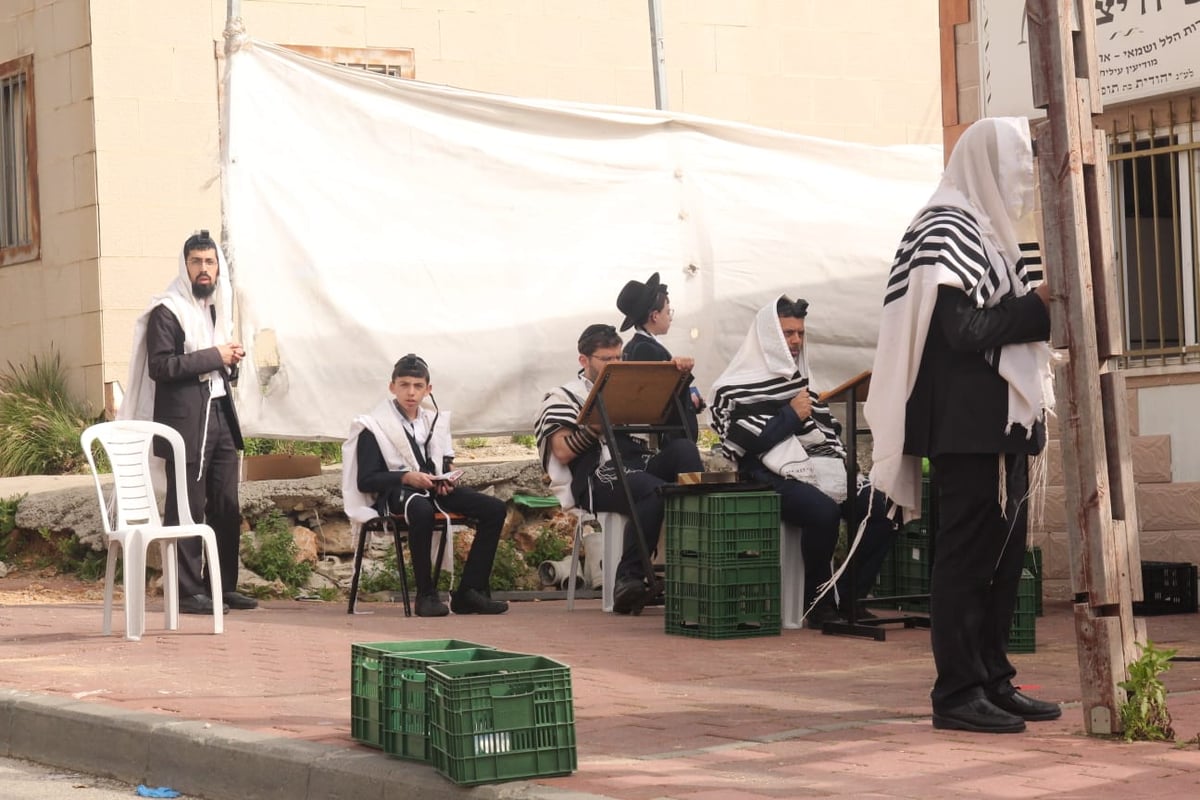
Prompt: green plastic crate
<box><xmin>666</xmin><ymin>559</ymin><xmax>780</xmax><ymax>590</ymax></box>
<box><xmin>665</xmin><ymin>491</ymin><xmax>780</xmax><ymax>565</ymax></box>
<box><xmin>427</xmin><ymin>656</ymin><xmax>577</xmax><ymax>786</ymax></box>
<box><xmin>1008</xmin><ymin>569</ymin><xmax>1037</xmax><ymax>654</ymax></box>
<box><xmin>665</xmin><ymin>577</ymin><xmax>781</xmax><ymax>639</ymax></box>
<box><xmin>350</xmin><ymin>639</ymin><xmax>492</xmax><ymax>749</ymax></box>
<box><xmin>1024</xmin><ymin>546</ymin><xmax>1043</xmax><ymax>617</ymax></box>
<box><xmin>381</xmin><ymin>648</ymin><xmax>530</xmax><ymax>761</ymax></box>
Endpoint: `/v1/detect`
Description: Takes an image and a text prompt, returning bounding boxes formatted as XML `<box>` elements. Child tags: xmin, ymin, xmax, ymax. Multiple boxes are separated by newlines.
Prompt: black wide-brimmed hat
<box><xmin>616</xmin><ymin>272</ymin><xmax>667</xmax><ymax>331</ymax></box>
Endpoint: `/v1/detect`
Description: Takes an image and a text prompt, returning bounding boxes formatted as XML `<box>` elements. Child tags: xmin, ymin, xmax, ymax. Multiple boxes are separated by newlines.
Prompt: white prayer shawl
<box><xmin>341</xmin><ymin>398</ymin><xmax>454</xmax><ymax>527</ymax></box>
<box><xmin>118</xmin><ymin>242</ymin><xmax>235</xmax><ymax>481</ymax></box>
<box><xmin>864</xmin><ymin>117</ymin><xmax>1054</xmax><ymax>520</ymax></box>
<box><xmin>534</xmin><ymin>373</ymin><xmax>592</xmax><ymax>510</ymax></box>
<box><xmin>709</xmin><ymin>295</ymin><xmax>844</xmax><ymax>462</ymax></box>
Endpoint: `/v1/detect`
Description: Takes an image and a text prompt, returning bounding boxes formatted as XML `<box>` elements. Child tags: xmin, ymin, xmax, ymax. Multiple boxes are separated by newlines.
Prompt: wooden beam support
<box><xmin>1027</xmin><ymin>0</ymin><xmax>1141</xmax><ymax>736</ymax></box>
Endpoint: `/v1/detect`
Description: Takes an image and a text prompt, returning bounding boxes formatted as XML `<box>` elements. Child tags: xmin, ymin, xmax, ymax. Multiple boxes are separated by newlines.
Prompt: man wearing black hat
<box><xmin>535</xmin><ymin>324</ymin><xmax>703</xmax><ymax>615</ymax></box>
<box><xmin>616</xmin><ymin>272</ymin><xmax>704</xmax><ymax>442</ymax></box>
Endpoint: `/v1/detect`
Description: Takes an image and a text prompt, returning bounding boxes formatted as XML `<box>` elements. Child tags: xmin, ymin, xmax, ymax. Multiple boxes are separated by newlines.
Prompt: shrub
<box><xmin>242</xmin><ymin>437</ymin><xmax>342</xmax><ymax>464</ymax></box>
<box><xmin>0</xmin><ymin>352</ymin><xmax>98</xmax><ymax>476</ymax></box>
<box><xmin>510</xmin><ymin>434</ymin><xmax>536</xmax><ymax>448</ymax></box>
<box><xmin>241</xmin><ymin>509</ymin><xmax>312</xmax><ymax>590</ymax></box>
<box><xmin>523</xmin><ymin>526</ymin><xmax>571</xmax><ymax>569</ymax></box>
<box><xmin>1120</xmin><ymin>639</ymin><xmax>1177</xmax><ymax>742</ymax></box>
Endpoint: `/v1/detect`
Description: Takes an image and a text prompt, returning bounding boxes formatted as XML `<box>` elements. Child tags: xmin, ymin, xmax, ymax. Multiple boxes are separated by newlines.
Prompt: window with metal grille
<box><xmin>281</xmin><ymin>45</ymin><xmax>415</xmax><ymax>80</ymax></box>
<box><xmin>0</xmin><ymin>54</ymin><xmax>39</xmax><ymax>267</ymax></box>
<box><xmin>1106</xmin><ymin>98</ymin><xmax>1200</xmax><ymax>366</ymax></box>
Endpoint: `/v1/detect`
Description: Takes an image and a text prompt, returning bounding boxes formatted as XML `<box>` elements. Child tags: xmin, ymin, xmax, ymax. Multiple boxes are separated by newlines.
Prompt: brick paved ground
<box><xmin>2</xmin><ymin>594</ymin><xmax>1199</xmax><ymax>798</ymax></box>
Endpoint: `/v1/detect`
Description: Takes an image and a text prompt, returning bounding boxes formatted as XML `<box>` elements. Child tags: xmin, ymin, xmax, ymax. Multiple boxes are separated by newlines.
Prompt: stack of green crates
<box><xmin>872</xmin><ymin>478</ymin><xmax>932</xmax><ymax>611</ymax></box>
<box><xmin>1008</xmin><ymin>568</ymin><xmax>1038</xmax><ymax>653</ymax></box>
<box><xmin>664</xmin><ymin>491</ymin><xmax>781</xmax><ymax>639</ymax></box>
<box><xmin>350</xmin><ymin>639</ymin><xmax>492</xmax><ymax>750</ymax></box>
<box><xmin>426</xmin><ymin>655</ymin><xmax>577</xmax><ymax>785</ymax></box>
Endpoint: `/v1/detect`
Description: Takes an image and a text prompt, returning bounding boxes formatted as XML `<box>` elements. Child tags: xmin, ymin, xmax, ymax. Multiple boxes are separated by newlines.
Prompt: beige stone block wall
<box><xmin>0</xmin><ymin>0</ymin><xmax>100</xmax><ymax>407</ymax></box>
<box><xmin>2</xmin><ymin>0</ymin><xmax>942</xmax><ymax>415</ymax></box>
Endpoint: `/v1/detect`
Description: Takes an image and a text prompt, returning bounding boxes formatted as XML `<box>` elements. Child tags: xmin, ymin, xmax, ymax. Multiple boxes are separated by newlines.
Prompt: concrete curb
<box><xmin>0</xmin><ymin>690</ymin><xmax>607</xmax><ymax>800</ymax></box>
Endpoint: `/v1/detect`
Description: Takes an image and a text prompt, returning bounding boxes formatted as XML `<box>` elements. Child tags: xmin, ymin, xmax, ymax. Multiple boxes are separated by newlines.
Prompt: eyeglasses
<box><xmin>187</xmin><ymin>256</ymin><xmax>218</xmax><ymax>268</ymax></box>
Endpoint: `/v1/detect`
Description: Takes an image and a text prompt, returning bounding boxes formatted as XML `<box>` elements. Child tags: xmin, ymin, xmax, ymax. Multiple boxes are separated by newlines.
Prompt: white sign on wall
<box><xmin>982</xmin><ymin>0</ymin><xmax>1200</xmax><ymax>118</ymax></box>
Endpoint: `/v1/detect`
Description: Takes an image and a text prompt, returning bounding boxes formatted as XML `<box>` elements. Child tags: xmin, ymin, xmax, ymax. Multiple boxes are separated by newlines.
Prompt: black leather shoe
<box><xmin>612</xmin><ymin>577</ymin><xmax>648</xmax><ymax>616</ymax></box>
<box><xmin>804</xmin><ymin>603</ymin><xmax>843</xmax><ymax>630</ymax></box>
<box><xmin>988</xmin><ymin>690</ymin><xmax>1062</xmax><ymax>721</ymax></box>
<box><xmin>178</xmin><ymin>594</ymin><xmax>228</xmax><ymax>615</ymax></box>
<box><xmin>223</xmin><ymin>591</ymin><xmax>259</xmax><ymax>610</ymax></box>
<box><xmin>415</xmin><ymin>592</ymin><xmax>449</xmax><ymax>617</ymax></box>
<box><xmin>450</xmin><ymin>587</ymin><xmax>508</xmax><ymax>615</ymax></box>
<box><xmin>932</xmin><ymin>698</ymin><xmax>1026</xmax><ymax>733</ymax></box>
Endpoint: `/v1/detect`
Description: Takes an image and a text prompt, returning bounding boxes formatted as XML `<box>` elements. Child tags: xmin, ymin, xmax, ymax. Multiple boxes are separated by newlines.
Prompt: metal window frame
<box><xmin>1104</xmin><ymin>95</ymin><xmax>1200</xmax><ymax>368</ymax></box>
<box><xmin>0</xmin><ymin>53</ymin><xmax>40</xmax><ymax>268</ymax></box>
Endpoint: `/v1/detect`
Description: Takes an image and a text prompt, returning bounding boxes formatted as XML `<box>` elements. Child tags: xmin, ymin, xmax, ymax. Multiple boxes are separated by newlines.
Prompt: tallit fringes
<box><xmin>1028</xmin><ymin>448</ymin><xmax>1050</xmax><ymax>534</ymax></box>
<box><xmin>997</xmin><ymin>452</ymin><xmax>1008</xmax><ymax>519</ymax></box>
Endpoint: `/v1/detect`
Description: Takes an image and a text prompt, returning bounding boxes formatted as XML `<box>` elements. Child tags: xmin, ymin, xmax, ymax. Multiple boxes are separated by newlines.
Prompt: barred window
<box><xmin>281</xmin><ymin>45</ymin><xmax>415</xmax><ymax>80</ymax></box>
<box><xmin>0</xmin><ymin>54</ymin><xmax>39</xmax><ymax>267</ymax></box>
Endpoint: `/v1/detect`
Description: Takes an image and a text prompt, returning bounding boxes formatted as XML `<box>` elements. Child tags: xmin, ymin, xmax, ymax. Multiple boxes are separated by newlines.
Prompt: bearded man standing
<box><xmin>121</xmin><ymin>230</ymin><xmax>257</xmax><ymax>615</ymax></box>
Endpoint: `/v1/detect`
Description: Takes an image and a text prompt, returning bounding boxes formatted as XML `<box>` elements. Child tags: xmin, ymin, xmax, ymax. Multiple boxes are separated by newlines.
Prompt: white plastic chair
<box><xmin>565</xmin><ymin>507</ymin><xmax>630</xmax><ymax>613</ymax></box>
<box><xmin>780</xmin><ymin>523</ymin><xmax>807</xmax><ymax>629</ymax></box>
<box><xmin>81</xmin><ymin>420</ymin><xmax>224</xmax><ymax>641</ymax></box>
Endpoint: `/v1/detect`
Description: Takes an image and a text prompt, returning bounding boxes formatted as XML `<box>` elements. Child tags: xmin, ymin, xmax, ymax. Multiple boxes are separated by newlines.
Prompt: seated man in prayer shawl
<box><xmin>615</xmin><ymin>271</ymin><xmax>705</xmax><ymax>441</ymax></box>
<box><xmin>119</xmin><ymin>229</ymin><xmax>256</xmax><ymax>615</ymax></box>
<box><xmin>344</xmin><ymin>355</ymin><xmax>508</xmax><ymax>617</ymax></box>
<box><xmin>535</xmin><ymin>324</ymin><xmax>704</xmax><ymax>616</ymax></box>
<box><xmin>864</xmin><ymin>117</ymin><xmax>1060</xmax><ymax>733</ymax></box>
<box><xmin>710</xmin><ymin>296</ymin><xmax>898</xmax><ymax>629</ymax></box>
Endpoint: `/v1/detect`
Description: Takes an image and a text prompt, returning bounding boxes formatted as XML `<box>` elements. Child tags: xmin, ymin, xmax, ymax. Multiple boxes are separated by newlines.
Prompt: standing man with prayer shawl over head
<box><xmin>120</xmin><ymin>230</ymin><xmax>256</xmax><ymax>615</ymax></box>
<box><xmin>864</xmin><ymin>117</ymin><xmax>1061</xmax><ymax>734</ymax></box>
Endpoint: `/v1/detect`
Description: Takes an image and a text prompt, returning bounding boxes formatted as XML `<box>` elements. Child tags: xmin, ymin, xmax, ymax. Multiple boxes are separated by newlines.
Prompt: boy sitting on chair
<box><xmin>343</xmin><ymin>354</ymin><xmax>508</xmax><ymax>617</ymax></box>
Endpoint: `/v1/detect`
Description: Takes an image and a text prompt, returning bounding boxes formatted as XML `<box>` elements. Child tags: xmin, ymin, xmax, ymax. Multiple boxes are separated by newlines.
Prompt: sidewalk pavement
<box><xmin>2</xmin><ymin>591</ymin><xmax>1200</xmax><ymax>800</ymax></box>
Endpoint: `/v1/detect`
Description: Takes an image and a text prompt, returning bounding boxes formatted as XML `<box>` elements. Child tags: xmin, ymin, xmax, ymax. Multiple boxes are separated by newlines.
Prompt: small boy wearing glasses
<box><xmin>534</xmin><ymin>324</ymin><xmax>703</xmax><ymax>615</ymax></box>
<box><xmin>344</xmin><ymin>355</ymin><xmax>508</xmax><ymax>617</ymax></box>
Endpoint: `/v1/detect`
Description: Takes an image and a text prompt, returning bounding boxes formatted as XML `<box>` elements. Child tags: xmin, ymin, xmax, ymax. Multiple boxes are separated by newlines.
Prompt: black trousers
<box><xmin>581</xmin><ymin>438</ymin><xmax>703</xmax><ymax>582</ymax></box>
<box><xmin>163</xmin><ymin>401</ymin><xmax>241</xmax><ymax>597</ymax></box>
<box><xmin>754</xmin><ymin>470</ymin><xmax>897</xmax><ymax>608</ymax></box>
<box><xmin>929</xmin><ymin>452</ymin><xmax>1029</xmax><ymax>712</ymax></box>
<box><xmin>380</xmin><ymin>485</ymin><xmax>505</xmax><ymax>595</ymax></box>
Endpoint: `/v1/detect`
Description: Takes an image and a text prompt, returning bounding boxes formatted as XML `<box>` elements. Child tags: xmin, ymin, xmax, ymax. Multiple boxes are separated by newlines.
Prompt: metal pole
<box><xmin>647</xmin><ymin>0</ymin><xmax>668</xmax><ymax>110</ymax></box>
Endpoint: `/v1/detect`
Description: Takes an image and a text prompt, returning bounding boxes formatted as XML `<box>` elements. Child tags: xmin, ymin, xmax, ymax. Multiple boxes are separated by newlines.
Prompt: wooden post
<box><xmin>1025</xmin><ymin>0</ymin><xmax>1143</xmax><ymax>735</ymax></box>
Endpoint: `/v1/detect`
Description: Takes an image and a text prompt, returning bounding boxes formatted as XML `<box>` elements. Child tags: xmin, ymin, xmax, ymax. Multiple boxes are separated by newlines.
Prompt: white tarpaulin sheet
<box><xmin>224</xmin><ymin>38</ymin><xmax>943</xmax><ymax>439</ymax></box>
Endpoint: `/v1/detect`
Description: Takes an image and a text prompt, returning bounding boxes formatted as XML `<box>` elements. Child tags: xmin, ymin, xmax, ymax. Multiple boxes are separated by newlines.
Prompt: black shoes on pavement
<box><xmin>415</xmin><ymin>592</ymin><xmax>450</xmax><ymax>617</ymax></box>
<box><xmin>450</xmin><ymin>587</ymin><xmax>509</xmax><ymax>615</ymax></box>
<box><xmin>933</xmin><ymin>698</ymin><xmax>1027</xmax><ymax>733</ymax></box>
<box><xmin>612</xmin><ymin>577</ymin><xmax>649</xmax><ymax>616</ymax></box>
<box><xmin>178</xmin><ymin>594</ymin><xmax>229</xmax><ymax>615</ymax></box>
<box><xmin>987</xmin><ymin>689</ymin><xmax>1063</xmax><ymax>721</ymax></box>
<box><xmin>933</xmin><ymin>690</ymin><xmax>1061</xmax><ymax>734</ymax></box>
<box><xmin>223</xmin><ymin>591</ymin><xmax>259</xmax><ymax>610</ymax></box>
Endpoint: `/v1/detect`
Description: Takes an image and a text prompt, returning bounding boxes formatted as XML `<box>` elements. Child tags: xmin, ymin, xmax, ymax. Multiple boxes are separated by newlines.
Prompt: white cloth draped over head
<box><xmin>118</xmin><ymin>238</ymin><xmax>235</xmax><ymax>481</ymax></box>
<box><xmin>341</xmin><ymin>398</ymin><xmax>453</xmax><ymax>527</ymax></box>
<box><xmin>709</xmin><ymin>294</ymin><xmax>845</xmax><ymax>462</ymax></box>
<box><xmin>864</xmin><ymin>116</ymin><xmax>1054</xmax><ymax>520</ymax></box>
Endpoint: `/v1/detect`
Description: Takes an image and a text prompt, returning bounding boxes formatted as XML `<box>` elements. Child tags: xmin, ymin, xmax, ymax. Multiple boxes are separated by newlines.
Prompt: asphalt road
<box><xmin>0</xmin><ymin>756</ymin><xmax>191</xmax><ymax>800</ymax></box>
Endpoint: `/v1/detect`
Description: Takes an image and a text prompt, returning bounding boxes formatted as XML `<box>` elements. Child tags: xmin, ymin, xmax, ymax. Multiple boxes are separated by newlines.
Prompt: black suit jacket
<box><xmin>146</xmin><ymin>303</ymin><xmax>243</xmax><ymax>461</ymax></box>
<box><xmin>904</xmin><ymin>285</ymin><xmax>1050</xmax><ymax>457</ymax></box>
<box><xmin>622</xmin><ymin>331</ymin><xmax>700</xmax><ymax>441</ymax></box>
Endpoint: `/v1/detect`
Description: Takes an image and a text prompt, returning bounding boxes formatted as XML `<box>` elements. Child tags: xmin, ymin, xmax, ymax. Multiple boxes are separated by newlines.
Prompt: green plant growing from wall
<box><xmin>241</xmin><ymin>509</ymin><xmax>312</xmax><ymax>592</ymax></box>
<box><xmin>0</xmin><ymin>494</ymin><xmax>24</xmax><ymax>558</ymax></box>
<box><xmin>1119</xmin><ymin>639</ymin><xmax>1177</xmax><ymax>742</ymax></box>
<box><xmin>523</xmin><ymin>526</ymin><xmax>570</xmax><ymax>569</ymax></box>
